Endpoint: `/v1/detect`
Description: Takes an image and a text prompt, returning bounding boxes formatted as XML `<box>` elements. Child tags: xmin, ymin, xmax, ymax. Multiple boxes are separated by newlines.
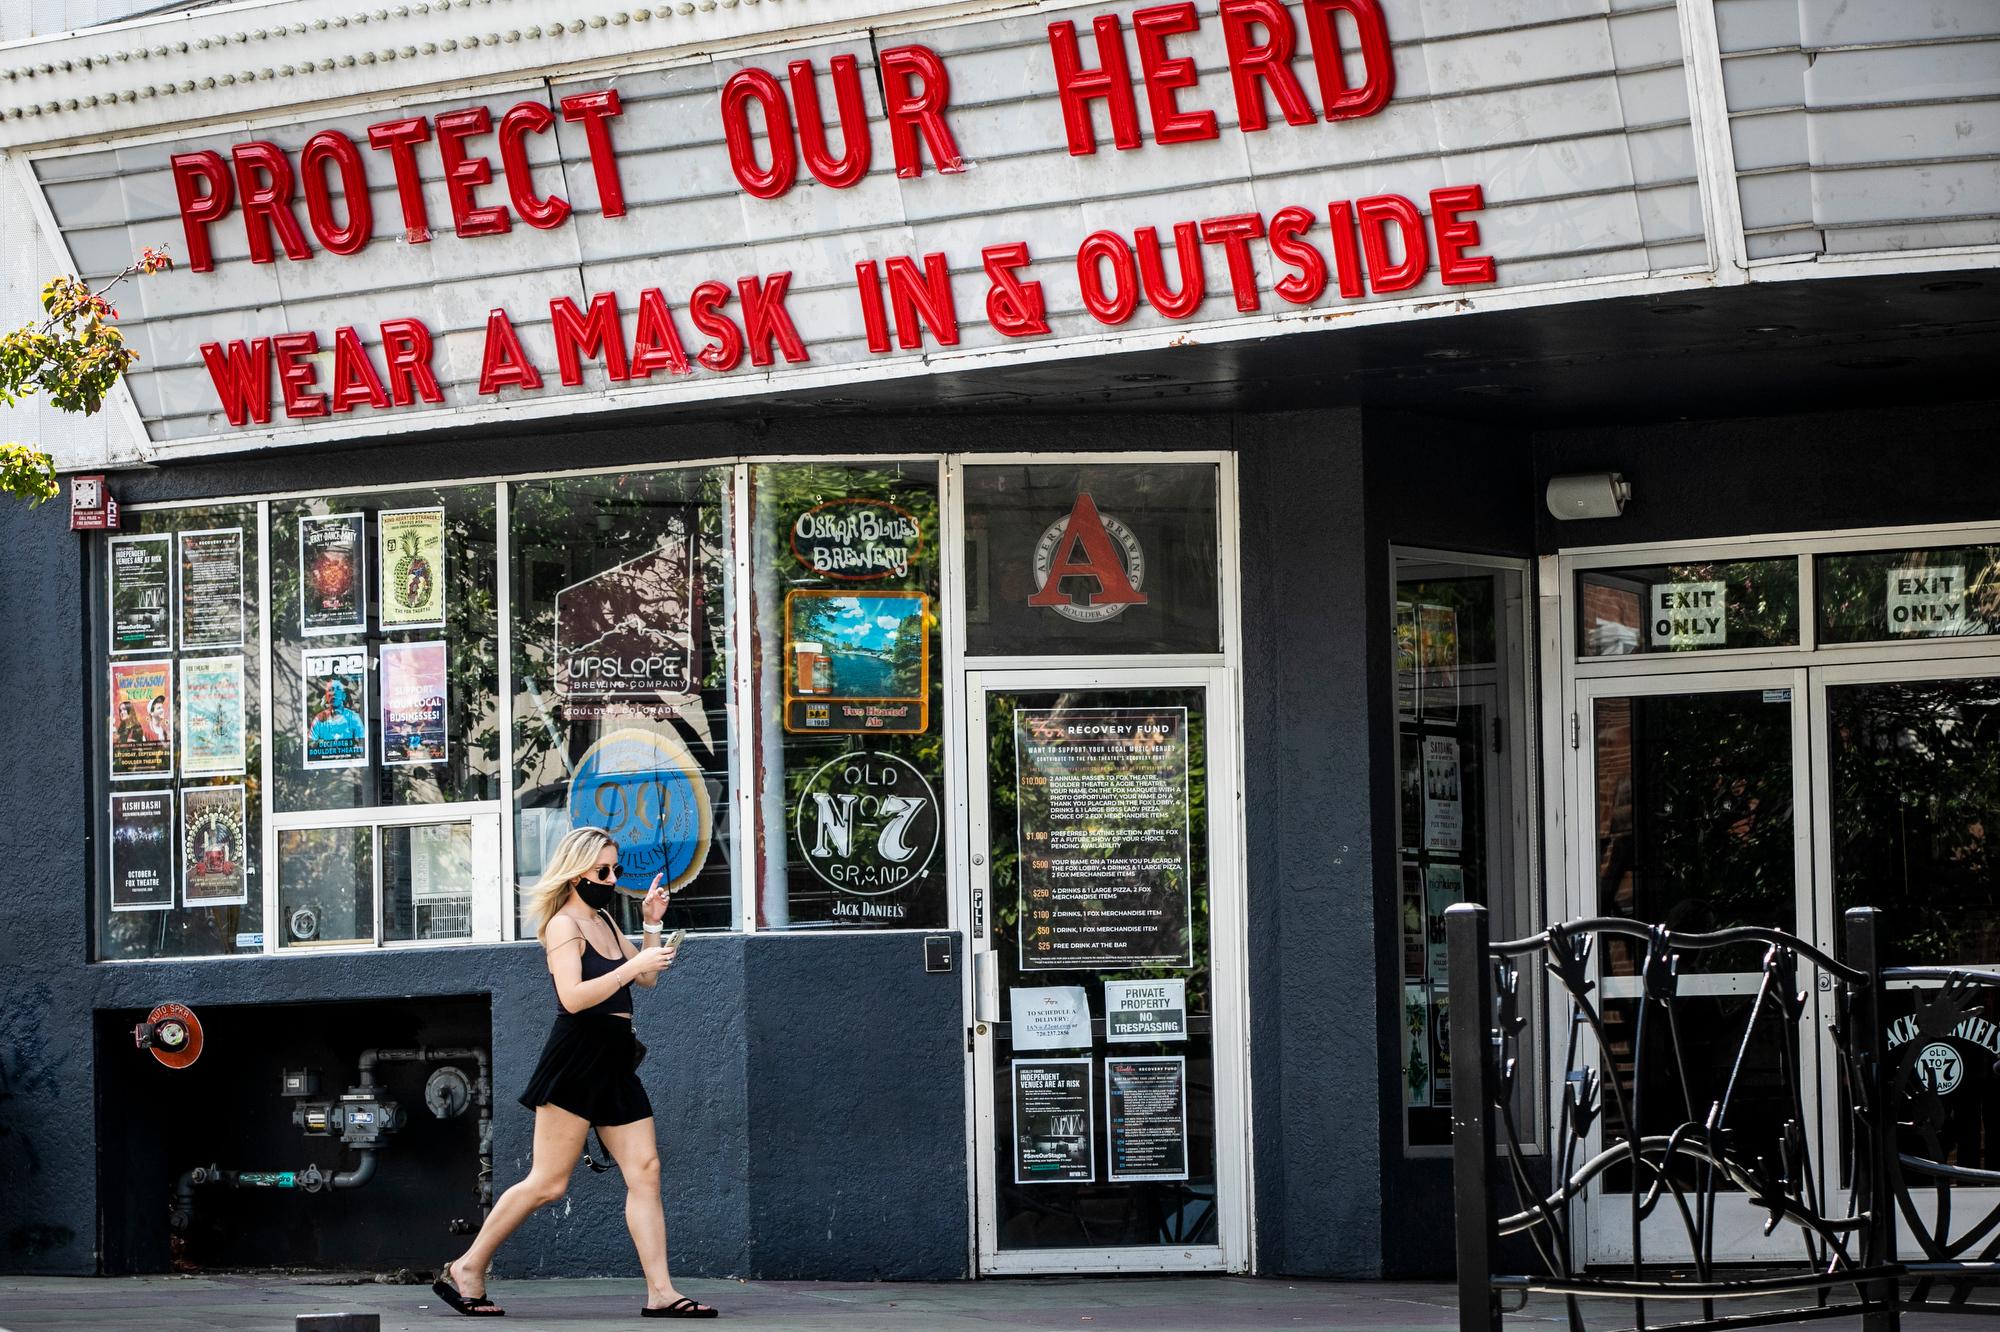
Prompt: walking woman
<box><xmin>433</xmin><ymin>827</ymin><xmax>719</xmax><ymax>1319</ymax></box>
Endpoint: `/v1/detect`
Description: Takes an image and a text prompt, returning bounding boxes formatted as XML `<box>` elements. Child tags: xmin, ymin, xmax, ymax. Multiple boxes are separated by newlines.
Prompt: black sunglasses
<box><xmin>586</xmin><ymin>863</ymin><xmax>622</xmax><ymax>882</ymax></box>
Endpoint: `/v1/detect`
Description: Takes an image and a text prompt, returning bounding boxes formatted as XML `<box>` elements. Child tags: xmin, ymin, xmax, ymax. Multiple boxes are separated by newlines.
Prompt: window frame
<box><xmin>1387</xmin><ymin>546</ymin><xmax>1542</xmax><ymax>1158</ymax></box>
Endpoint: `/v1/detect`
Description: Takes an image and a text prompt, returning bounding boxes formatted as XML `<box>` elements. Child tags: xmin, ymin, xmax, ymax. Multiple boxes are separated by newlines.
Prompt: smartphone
<box><xmin>663</xmin><ymin>928</ymin><xmax>687</xmax><ymax>951</ymax></box>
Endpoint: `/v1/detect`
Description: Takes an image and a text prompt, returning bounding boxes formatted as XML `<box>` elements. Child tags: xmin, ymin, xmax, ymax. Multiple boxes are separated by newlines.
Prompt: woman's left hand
<box><xmin>641</xmin><ymin>876</ymin><xmax>670</xmax><ymax>926</ymax></box>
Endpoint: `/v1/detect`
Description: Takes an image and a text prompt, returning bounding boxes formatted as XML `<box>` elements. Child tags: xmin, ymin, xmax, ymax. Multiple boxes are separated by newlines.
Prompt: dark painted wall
<box><xmin>1532</xmin><ymin>399</ymin><xmax>2000</xmax><ymax>552</ymax></box>
<box><xmin>1238</xmin><ymin>409</ymin><xmax>1388</xmax><ymax>1278</ymax></box>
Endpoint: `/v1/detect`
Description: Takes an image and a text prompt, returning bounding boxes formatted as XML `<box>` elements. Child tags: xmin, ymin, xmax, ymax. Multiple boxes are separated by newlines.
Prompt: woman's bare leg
<box><xmin>446</xmin><ymin>1103</ymin><xmax>590</xmax><ymax>1307</ymax></box>
<box><xmin>596</xmin><ymin>1117</ymin><xmax>699</xmax><ymax>1311</ymax></box>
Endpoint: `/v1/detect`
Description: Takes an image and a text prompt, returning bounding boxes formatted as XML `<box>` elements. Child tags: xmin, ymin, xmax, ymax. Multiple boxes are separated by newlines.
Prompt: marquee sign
<box><xmin>25</xmin><ymin>0</ymin><xmax>1705</xmax><ymax>456</ymax></box>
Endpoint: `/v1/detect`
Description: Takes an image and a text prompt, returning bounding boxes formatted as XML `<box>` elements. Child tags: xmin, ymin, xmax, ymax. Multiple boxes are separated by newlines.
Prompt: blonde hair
<box><xmin>528</xmin><ymin>826</ymin><xmax>618</xmax><ymax>942</ymax></box>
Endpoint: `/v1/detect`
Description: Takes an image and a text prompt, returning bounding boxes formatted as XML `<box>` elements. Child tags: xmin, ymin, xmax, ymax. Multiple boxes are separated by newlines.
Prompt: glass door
<box><xmin>964</xmin><ymin>666</ymin><xmax>1247</xmax><ymax>1274</ymax></box>
<box><xmin>1573</xmin><ymin>669</ymin><xmax>1819</xmax><ymax>1264</ymax></box>
<box><xmin>1811</xmin><ymin>660</ymin><xmax>2000</xmax><ymax>1259</ymax></box>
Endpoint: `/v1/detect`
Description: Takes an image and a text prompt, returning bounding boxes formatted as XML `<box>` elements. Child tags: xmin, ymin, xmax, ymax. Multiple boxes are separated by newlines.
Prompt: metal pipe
<box><xmin>356</xmin><ymin>1046</ymin><xmax>493</xmax><ymax>1213</ymax></box>
<box><xmin>330</xmin><ymin>1148</ymin><xmax>376</xmax><ymax>1191</ymax></box>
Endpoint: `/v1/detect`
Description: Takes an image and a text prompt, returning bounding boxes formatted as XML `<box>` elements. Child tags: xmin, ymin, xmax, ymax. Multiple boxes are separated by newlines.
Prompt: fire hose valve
<box><xmin>132</xmin><ymin>1003</ymin><xmax>204</xmax><ymax>1069</ymax></box>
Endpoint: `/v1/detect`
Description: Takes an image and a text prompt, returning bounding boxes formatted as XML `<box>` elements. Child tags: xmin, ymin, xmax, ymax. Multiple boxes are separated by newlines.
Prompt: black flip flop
<box><xmin>433</xmin><ymin>1260</ymin><xmax>506</xmax><ymax>1317</ymax></box>
<box><xmin>641</xmin><ymin>1297</ymin><xmax>719</xmax><ymax>1318</ymax></box>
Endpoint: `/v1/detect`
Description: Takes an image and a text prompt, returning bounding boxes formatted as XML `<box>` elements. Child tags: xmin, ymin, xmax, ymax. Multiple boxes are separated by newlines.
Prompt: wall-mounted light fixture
<box><xmin>1546</xmin><ymin>473</ymin><xmax>1630</xmax><ymax>521</ymax></box>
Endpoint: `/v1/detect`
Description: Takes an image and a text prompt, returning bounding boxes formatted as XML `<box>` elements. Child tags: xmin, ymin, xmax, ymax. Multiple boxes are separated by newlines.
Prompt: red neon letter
<box><xmin>1133</xmin><ymin>4</ymin><xmax>1217</xmax><ymax>145</ymax></box>
<box><xmin>198</xmin><ymin>339</ymin><xmax>272</xmax><ymax>426</ymax></box>
<box><xmin>300</xmin><ymin>132</ymin><xmax>372</xmax><ymax>255</ymax></box>
<box><xmin>791</xmin><ymin>57</ymin><xmax>872</xmax><ymax>189</ymax></box>
<box><xmin>1136</xmin><ymin>223</ymin><xmax>1205</xmax><ymax>319</ymax></box>
<box><xmin>885</xmin><ymin>253</ymin><xmax>959</xmax><ymax>349</ymax></box>
<box><xmin>854</xmin><ymin>261</ymin><xmax>891</xmax><ymax>355</ymax></box>
<box><xmin>328</xmin><ymin>326</ymin><xmax>391</xmax><ymax>413</ymax></box>
<box><xmin>1200</xmin><ymin>213</ymin><xmax>1266</xmax><ymax>312</ymax></box>
<box><xmin>1221</xmin><ymin>0</ymin><xmax>1316</xmax><ymax>131</ymax></box>
<box><xmin>629</xmin><ymin>289</ymin><xmax>692</xmax><ymax>379</ymax></box>
<box><xmin>171</xmin><ymin>151</ymin><xmax>233</xmax><ymax>273</ymax></box>
<box><xmin>1304</xmin><ymin>0</ymin><xmax>1395</xmax><ymax>121</ymax></box>
<box><xmin>550</xmin><ymin>292</ymin><xmax>629</xmax><ymax>386</ymax></box>
<box><xmin>232</xmin><ymin>142</ymin><xmax>312</xmax><ymax>264</ymax></box>
<box><xmin>367</xmin><ymin>117</ymin><xmax>434</xmax><ymax>243</ymax></box>
<box><xmin>379</xmin><ymin>318</ymin><xmax>444</xmax><ymax>405</ymax></box>
<box><xmin>739</xmin><ymin>272</ymin><xmax>810</xmax><ymax>366</ymax></box>
<box><xmin>272</xmin><ymin>332</ymin><xmax>326</xmax><ymax>419</ymax></box>
<box><xmin>721</xmin><ymin>69</ymin><xmax>797</xmax><ymax>200</ymax></box>
<box><xmin>983</xmin><ymin>243</ymin><xmax>1050</xmax><ymax>338</ymax></box>
<box><xmin>1048</xmin><ymin>18</ymin><xmax>1141</xmax><ymax>156</ymax></box>
<box><xmin>479</xmin><ymin>308</ymin><xmax>542</xmax><ymax>394</ymax></box>
<box><xmin>689</xmin><ymin>281</ymin><xmax>744</xmax><ymax>372</ymax></box>
<box><xmin>880</xmin><ymin>46</ymin><xmax>963</xmax><ymax>178</ymax></box>
<box><xmin>1076</xmin><ymin>232</ymin><xmax>1139</xmax><ymax>325</ymax></box>
<box><xmin>560</xmin><ymin>90</ymin><xmax>627</xmax><ymax>218</ymax></box>
<box><xmin>1356</xmin><ymin>194</ymin><xmax>1428</xmax><ymax>294</ymax></box>
<box><xmin>500</xmin><ymin>102</ymin><xmax>571</xmax><ymax>230</ymax></box>
<box><xmin>435</xmin><ymin>107</ymin><xmax>510</xmax><ymax>238</ymax></box>
<box><xmin>1326</xmin><ymin>200</ymin><xmax>1365</xmax><ymax>298</ymax></box>
<box><xmin>1027</xmin><ymin>493</ymin><xmax>1148</xmax><ymax>609</ymax></box>
<box><xmin>1267</xmin><ymin>206</ymin><xmax>1327</xmax><ymax>305</ymax></box>
<box><xmin>1431</xmin><ymin>184</ymin><xmax>1495</xmax><ymax>286</ymax></box>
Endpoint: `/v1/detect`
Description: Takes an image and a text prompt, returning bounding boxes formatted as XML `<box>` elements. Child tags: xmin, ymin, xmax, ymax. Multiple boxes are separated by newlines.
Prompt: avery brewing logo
<box><xmin>1028</xmin><ymin>493</ymin><xmax>1147</xmax><ymax>623</ymax></box>
<box><xmin>795</xmin><ymin>751</ymin><xmax>938</xmax><ymax>912</ymax></box>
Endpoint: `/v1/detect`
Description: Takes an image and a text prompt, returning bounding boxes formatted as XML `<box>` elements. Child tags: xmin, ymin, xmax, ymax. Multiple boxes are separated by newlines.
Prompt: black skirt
<box><xmin>518</xmin><ymin>1011</ymin><xmax>653</xmax><ymax>1127</ymax></box>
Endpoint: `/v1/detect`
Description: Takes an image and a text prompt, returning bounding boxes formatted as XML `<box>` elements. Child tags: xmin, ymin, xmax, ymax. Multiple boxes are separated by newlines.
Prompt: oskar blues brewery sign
<box><xmin>1886</xmin><ymin>1010</ymin><xmax>2000</xmax><ymax>1097</ymax></box>
<box><xmin>792</xmin><ymin>501</ymin><xmax>924</xmax><ymax>581</ymax></box>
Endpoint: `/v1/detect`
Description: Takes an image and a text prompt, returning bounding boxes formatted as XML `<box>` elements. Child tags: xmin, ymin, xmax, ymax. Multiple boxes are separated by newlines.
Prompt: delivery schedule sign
<box><xmin>30</xmin><ymin>0</ymin><xmax>1700</xmax><ymax>447</ymax></box>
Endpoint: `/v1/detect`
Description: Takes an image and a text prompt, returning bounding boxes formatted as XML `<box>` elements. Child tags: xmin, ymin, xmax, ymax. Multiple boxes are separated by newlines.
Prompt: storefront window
<box><xmin>95</xmin><ymin>504</ymin><xmax>263</xmax><ymax>960</ymax></box>
<box><xmin>1577</xmin><ymin>559</ymin><xmax>1799</xmax><ymax>656</ymax></box>
<box><xmin>748</xmin><ymin>461</ymin><xmax>945</xmax><ymax>929</ymax></box>
<box><xmin>1393</xmin><ymin>557</ymin><xmax>1533</xmax><ymax>1149</ymax></box>
<box><xmin>269</xmin><ymin>487</ymin><xmax>500</xmax><ymax>812</ymax></box>
<box><xmin>509</xmin><ymin>468</ymin><xmax>737</xmax><ymax>935</ymax></box>
<box><xmin>963</xmin><ymin>462</ymin><xmax>1221</xmax><ymax>657</ymax></box>
<box><xmin>1818</xmin><ymin>545</ymin><xmax>2000</xmax><ymax>644</ymax></box>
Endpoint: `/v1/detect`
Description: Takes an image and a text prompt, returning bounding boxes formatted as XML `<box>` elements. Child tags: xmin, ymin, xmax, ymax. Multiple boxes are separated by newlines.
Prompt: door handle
<box><xmin>973</xmin><ymin>951</ymin><xmax>1000</xmax><ymax>1024</ymax></box>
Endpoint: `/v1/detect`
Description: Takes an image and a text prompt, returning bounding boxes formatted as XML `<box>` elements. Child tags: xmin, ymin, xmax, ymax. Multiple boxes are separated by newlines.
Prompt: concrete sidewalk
<box><xmin>0</xmin><ymin>1274</ymin><xmax>1994</xmax><ymax>1332</ymax></box>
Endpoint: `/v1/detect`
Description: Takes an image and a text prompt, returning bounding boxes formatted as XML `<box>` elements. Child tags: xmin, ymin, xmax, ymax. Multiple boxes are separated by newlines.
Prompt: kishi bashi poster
<box><xmin>378</xmin><ymin>506</ymin><xmax>447</xmax><ymax>629</ymax></box>
<box><xmin>300</xmin><ymin>512</ymin><xmax>366</xmax><ymax>635</ymax></box>
<box><xmin>109</xmin><ymin>789</ymin><xmax>174</xmax><ymax>912</ymax></box>
<box><xmin>302</xmin><ymin>648</ymin><xmax>369</xmax><ymax>769</ymax></box>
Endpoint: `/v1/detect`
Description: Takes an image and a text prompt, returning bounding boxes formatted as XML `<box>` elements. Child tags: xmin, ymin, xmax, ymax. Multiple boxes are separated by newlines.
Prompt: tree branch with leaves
<box><xmin>0</xmin><ymin>246</ymin><xmax>172</xmax><ymax>505</ymax></box>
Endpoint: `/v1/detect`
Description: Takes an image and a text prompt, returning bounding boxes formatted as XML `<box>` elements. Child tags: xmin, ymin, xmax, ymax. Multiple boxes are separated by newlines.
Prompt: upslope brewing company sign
<box><xmin>554</xmin><ymin>532</ymin><xmax>701</xmax><ymax>715</ymax></box>
<box><xmin>18</xmin><ymin>0</ymin><xmax>1628</xmax><ymax>448</ymax></box>
<box><xmin>792</xmin><ymin>500</ymin><xmax>924</xmax><ymax>581</ymax></box>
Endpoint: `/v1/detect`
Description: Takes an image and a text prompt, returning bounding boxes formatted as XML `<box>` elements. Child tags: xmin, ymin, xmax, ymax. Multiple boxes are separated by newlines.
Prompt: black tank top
<box><xmin>568</xmin><ymin>911</ymin><xmax>634</xmax><ymax>1018</ymax></box>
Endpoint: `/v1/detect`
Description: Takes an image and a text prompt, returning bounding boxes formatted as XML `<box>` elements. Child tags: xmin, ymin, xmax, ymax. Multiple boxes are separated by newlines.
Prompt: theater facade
<box><xmin>0</xmin><ymin>0</ymin><xmax>1995</xmax><ymax>1283</ymax></box>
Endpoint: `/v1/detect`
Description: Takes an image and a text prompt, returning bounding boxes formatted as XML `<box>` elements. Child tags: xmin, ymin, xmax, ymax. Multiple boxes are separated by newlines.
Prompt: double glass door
<box><xmin>1575</xmin><ymin>662</ymin><xmax>2000</xmax><ymax>1264</ymax></box>
<box><xmin>963</xmin><ymin>667</ymin><xmax>1248</xmax><ymax>1274</ymax></box>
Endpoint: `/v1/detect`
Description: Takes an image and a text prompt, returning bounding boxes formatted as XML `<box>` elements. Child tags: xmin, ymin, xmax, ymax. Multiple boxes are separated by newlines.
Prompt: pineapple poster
<box><xmin>379</xmin><ymin>506</ymin><xmax>447</xmax><ymax>630</ymax></box>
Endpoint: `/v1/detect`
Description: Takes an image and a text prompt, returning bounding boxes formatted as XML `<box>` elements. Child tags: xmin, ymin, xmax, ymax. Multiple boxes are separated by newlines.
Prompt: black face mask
<box><xmin>577</xmin><ymin>878</ymin><xmax>619</xmax><ymax>911</ymax></box>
